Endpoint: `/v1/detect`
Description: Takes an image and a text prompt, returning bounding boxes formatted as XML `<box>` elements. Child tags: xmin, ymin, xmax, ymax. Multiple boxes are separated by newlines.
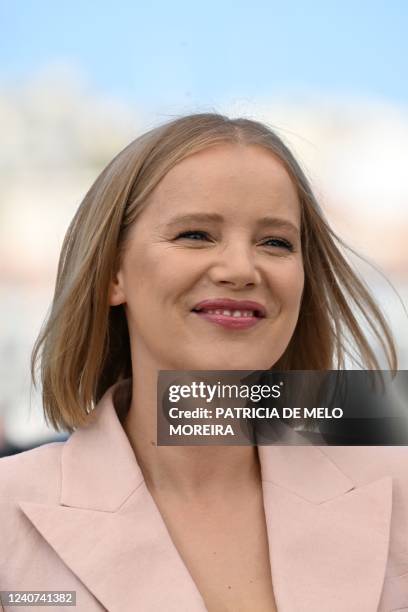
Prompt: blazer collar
<box><xmin>20</xmin><ymin>379</ymin><xmax>392</xmax><ymax>612</ymax></box>
<box><xmin>59</xmin><ymin>379</ymin><xmax>143</xmax><ymax>512</ymax></box>
<box><xmin>258</xmin><ymin>444</ymin><xmax>392</xmax><ymax>611</ymax></box>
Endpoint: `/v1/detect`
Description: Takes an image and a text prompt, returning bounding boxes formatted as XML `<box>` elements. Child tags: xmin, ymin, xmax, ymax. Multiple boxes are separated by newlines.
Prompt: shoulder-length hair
<box><xmin>31</xmin><ymin>112</ymin><xmax>398</xmax><ymax>432</ymax></box>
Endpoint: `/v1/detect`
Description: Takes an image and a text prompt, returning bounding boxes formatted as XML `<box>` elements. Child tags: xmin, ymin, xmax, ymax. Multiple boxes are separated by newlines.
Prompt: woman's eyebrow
<box><xmin>161</xmin><ymin>213</ymin><xmax>223</xmax><ymax>230</ymax></box>
<box><xmin>256</xmin><ymin>216</ymin><xmax>300</xmax><ymax>235</ymax></box>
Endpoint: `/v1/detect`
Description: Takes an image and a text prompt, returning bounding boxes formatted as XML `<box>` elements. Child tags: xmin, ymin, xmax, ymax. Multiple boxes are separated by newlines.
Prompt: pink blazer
<box><xmin>1</xmin><ymin>381</ymin><xmax>408</xmax><ymax>611</ymax></box>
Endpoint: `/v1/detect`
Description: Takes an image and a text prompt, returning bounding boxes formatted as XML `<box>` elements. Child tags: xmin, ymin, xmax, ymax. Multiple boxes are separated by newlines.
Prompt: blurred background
<box><xmin>0</xmin><ymin>0</ymin><xmax>407</xmax><ymax>455</ymax></box>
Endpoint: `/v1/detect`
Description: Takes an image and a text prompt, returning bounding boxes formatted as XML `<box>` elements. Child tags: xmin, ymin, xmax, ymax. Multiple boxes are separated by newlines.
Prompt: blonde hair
<box><xmin>31</xmin><ymin>113</ymin><xmax>398</xmax><ymax>432</ymax></box>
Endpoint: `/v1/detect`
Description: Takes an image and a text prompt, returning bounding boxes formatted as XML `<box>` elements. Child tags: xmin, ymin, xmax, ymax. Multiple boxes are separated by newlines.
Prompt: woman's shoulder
<box><xmin>0</xmin><ymin>441</ymin><xmax>65</xmax><ymax>506</ymax></box>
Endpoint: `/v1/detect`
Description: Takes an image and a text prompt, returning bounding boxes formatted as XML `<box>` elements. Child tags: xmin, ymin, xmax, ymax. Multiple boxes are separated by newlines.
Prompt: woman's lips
<box><xmin>193</xmin><ymin>310</ymin><xmax>262</xmax><ymax>329</ymax></box>
<box><xmin>191</xmin><ymin>299</ymin><xmax>266</xmax><ymax>330</ymax></box>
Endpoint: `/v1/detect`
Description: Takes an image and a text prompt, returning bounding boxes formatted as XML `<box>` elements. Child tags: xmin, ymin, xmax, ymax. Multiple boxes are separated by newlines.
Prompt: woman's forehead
<box><xmin>144</xmin><ymin>143</ymin><xmax>301</xmax><ymax>223</ymax></box>
<box><xmin>158</xmin><ymin>143</ymin><xmax>295</xmax><ymax>191</ymax></box>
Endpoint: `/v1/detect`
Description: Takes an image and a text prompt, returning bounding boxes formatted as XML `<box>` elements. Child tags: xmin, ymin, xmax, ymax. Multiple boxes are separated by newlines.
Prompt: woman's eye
<box><xmin>173</xmin><ymin>232</ymin><xmax>293</xmax><ymax>250</ymax></box>
<box><xmin>262</xmin><ymin>238</ymin><xmax>294</xmax><ymax>251</ymax></box>
<box><xmin>175</xmin><ymin>230</ymin><xmax>211</xmax><ymax>241</ymax></box>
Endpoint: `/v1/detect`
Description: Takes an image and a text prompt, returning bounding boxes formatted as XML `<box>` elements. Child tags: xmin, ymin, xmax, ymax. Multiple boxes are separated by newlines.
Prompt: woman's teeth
<box><xmin>202</xmin><ymin>309</ymin><xmax>255</xmax><ymax>318</ymax></box>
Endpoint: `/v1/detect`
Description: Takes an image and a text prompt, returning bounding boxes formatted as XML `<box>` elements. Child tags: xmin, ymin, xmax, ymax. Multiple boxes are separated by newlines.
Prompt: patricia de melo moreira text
<box><xmin>166</xmin><ymin>382</ymin><xmax>343</xmax><ymax>436</ymax></box>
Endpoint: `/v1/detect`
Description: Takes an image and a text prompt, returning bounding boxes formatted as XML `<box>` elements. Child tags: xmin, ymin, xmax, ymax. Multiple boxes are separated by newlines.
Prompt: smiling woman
<box><xmin>0</xmin><ymin>113</ymin><xmax>406</xmax><ymax>612</ymax></box>
<box><xmin>108</xmin><ymin>143</ymin><xmax>304</xmax><ymax>373</ymax></box>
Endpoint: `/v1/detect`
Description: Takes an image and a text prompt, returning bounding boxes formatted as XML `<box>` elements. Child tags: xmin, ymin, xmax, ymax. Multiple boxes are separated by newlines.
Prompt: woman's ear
<box><xmin>108</xmin><ymin>272</ymin><xmax>126</xmax><ymax>306</ymax></box>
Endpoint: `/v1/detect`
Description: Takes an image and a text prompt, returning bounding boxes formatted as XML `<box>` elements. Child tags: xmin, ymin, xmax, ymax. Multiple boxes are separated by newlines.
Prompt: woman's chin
<box><xmin>174</xmin><ymin>356</ymin><xmax>275</xmax><ymax>372</ymax></box>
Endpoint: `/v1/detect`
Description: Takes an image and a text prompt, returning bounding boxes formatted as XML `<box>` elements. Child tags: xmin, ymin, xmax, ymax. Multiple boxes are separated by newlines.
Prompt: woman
<box><xmin>0</xmin><ymin>113</ymin><xmax>406</xmax><ymax>612</ymax></box>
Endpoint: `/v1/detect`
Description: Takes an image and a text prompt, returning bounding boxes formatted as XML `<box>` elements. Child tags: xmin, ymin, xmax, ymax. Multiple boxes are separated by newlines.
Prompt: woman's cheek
<box><xmin>266</xmin><ymin>268</ymin><xmax>302</xmax><ymax>303</ymax></box>
<box><xmin>281</xmin><ymin>261</ymin><xmax>304</xmax><ymax>301</ymax></box>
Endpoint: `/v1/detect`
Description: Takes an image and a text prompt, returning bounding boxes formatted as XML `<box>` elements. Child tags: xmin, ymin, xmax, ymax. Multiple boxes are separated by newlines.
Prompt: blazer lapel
<box><xmin>20</xmin><ymin>381</ymin><xmax>207</xmax><ymax>612</ymax></box>
<box><xmin>258</xmin><ymin>444</ymin><xmax>393</xmax><ymax>612</ymax></box>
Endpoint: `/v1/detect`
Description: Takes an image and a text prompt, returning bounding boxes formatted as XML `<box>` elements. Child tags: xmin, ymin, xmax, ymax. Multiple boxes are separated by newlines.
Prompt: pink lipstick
<box><xmin>191</xmin><ymin>298</ymin><xmax>266</xmax><ymax>330</ymax></box>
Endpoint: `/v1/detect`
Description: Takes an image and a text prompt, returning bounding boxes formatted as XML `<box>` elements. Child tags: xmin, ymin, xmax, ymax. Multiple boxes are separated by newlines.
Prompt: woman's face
<box><xmin>109</xmin><ymin>143</ymin><xmax>304</xmax><ymax>372</ymax></box>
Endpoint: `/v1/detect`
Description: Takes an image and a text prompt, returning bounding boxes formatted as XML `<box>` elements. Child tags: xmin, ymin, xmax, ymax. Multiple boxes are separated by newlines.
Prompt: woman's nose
<box><xmin>207</xmin><ymin>243</ymin><xmax>262</xmax><ymax>288</ymax></box>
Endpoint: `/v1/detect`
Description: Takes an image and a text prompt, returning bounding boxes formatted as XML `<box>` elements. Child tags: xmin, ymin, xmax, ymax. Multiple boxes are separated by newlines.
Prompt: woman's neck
<box><xmin>123</xmin><ymin>367</ymin><xmax>260</xmax><ymax>500</ymax></box>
